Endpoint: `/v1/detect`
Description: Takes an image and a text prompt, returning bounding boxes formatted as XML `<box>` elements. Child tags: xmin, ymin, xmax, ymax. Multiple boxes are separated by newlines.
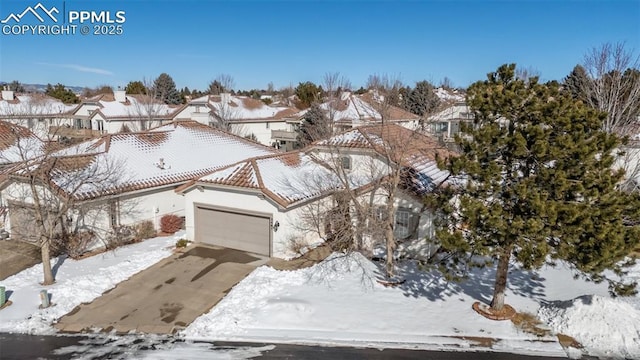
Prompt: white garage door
<box><xmin>194</xmin><ymin>205</ymin><xmax>271</xmax><ymax>256</ymax></box>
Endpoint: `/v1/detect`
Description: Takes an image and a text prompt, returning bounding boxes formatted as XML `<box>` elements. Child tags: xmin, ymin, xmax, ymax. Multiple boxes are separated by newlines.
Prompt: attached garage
<box><xmin>8</xmin><ymin>203</ymin><xmax>41</xmax><ymax>242</ymax></box>
<box><xmin>194</xmin><ymin>204</ymin><xmax>272</xmax><ymax>256</ymax></box>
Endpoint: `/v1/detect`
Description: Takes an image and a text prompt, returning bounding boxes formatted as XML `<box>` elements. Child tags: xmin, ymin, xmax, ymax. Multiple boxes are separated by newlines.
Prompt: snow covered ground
<box><xmin>0</xmin><ymin>233</ymin><xmax>179</xmax><ymax>334</ymax></box>
<box><xmin>182</xmin><ymin>253</ymin><xmax>640</xmax><ymax>359</ymax></box>
<box><xmin>1</xmin><ymin>232</ymin><xmax>638</xmax><ymax>358</ymax></box>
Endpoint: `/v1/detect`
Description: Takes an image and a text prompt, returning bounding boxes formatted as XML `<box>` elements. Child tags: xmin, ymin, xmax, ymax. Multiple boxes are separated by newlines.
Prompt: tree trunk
<box><xmin>490</xmin><ymin>247</ymin><xmax>512</xmax><ymax>311</ymax></box>
<box><xmin>385</xmin><ymin>202</ymin><xmax>396</xmax><ymax>278</ymax></box>
<box><xmin>385</xmin><ymin>225</ymin><xmax>395</xmax><ymax>278</ymax></box>
<box><xmin>41</xmin><ymin>239</ymin><xmax>54</xmax><ymax>285</ymax></box>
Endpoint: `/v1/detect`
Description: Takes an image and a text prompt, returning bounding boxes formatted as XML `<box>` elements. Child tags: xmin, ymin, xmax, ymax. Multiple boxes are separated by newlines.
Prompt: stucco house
<box><xmin>0</xmin><ymin>121</ymin><xmax>277</xmax><ymax>244</ymax></box>
<box><xmin>303</xmin><ymin>91</ymin><xmax>421</xmax><ymax>132</ymax></box>
<box><xmin>425</xmin><ymin>101</ymin><xmax>474</xmax><ymax>142</ymax></box>
<box><xmin>76</xmin><ymin>90</ymin><xmax>186</xmax><ymax>135</ymax></box>
<box><xmin>177</xmin><ymin>123</ymin><xmax>451</xmax><ymax>258</ymax></box>
<box><xmin>0</xmin><ymin>89</ymin><xmax>79</xmax><ymax>139</ymax></box>
<box><xmin>174</xmin><ymin>93</ymin><xmax>300</xmax><ymax>148</ymax></box>
<box><xmin>0</xmin><ymin>121</ymin><xmax>44</xmax><ymax>168</ymax></box>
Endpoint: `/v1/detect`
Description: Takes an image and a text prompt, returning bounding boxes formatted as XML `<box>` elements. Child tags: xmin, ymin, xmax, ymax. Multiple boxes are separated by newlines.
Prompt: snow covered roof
<box><xmin>309</xmin><ymin>92</ymin><xmax>419</xmax><ymax>124</ymax></box>
<box><xmin>0</xmin><ymin>121</ymin><xmax>44</xmax><ymax>165</ymax></box>
<box><xmin>181</xmin><ymin>150</ymin><xmax>375</xmax><ymax>208</ymax></box>
<box><xmin>10</xmin><ymin>121</ymin><xmax>277</xmax><ymax>200</ymax></box>
<box><xmin>434</xmin><ymin>87</ymin><xmax>465</xmax><ymax>103</ymax></box>
<box><xmin>429</xmin><ymin>102</ymin><xmax>474</xmax><ymax>122</ymax></box>
<box><xmin>182</xmin><ymin>152</ymin><xmax>345</xmax><ymax>208</ymax></box>
<box><xmin>0</xmin><ymin>94</ymin><xmax>79</xmax><ymax>118</ymax></box>
<box><xmin>182</xmin><ymin>125</ymin><xmax>454</xmax><ymax>206</ymax></box>
<box><xmin>193</xmin><ymin>94</ymin><xmax>299</xmax><ymax>122</ymax></box>
<box><xmin>315</xmin><ymin>124</ymin><xmax>453</xmax><ymax>192</ymax></box>
<box><xmin>88</xmin><ymin>94</ymin><xmax>184</xmax><ymax>120</ymax></box>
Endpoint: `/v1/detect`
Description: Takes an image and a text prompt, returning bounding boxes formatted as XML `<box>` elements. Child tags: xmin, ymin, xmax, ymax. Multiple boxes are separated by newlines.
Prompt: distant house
<box><xmin>0</xmin><ymin>121</ymin><xmax>44</xmax><ymax>168</ymax></box>
<box><xmin>302</xmin><ymin>91</ymin><xmax>421</xmax><ymax>132</ymax></box>
<box><xmin>0</xmin><ymin>89</ymin><xmax>79</xmax><ymax>139</ymax></box>
<box><xmin>174</xmin><ymin>93</ymin><xmax>300</xmax><ymax>148</ymax></box>
<box><xmin>0</xmin><ymin>121</ymin><xmax>277</xmax><ymax>244</ymax></box>
<box><xmin>70</xmin><ymin>90</ymin><xmax>185</xmax><ymax>136</ymax></box>
<box><xmin>178</xmin><ymin>123</ymin><xmax>451</xmax><ymax>258</ymax></box>
<box><xmin>425</xmin><ymin>101</ymin><xmax>474</xmax><ymax>141</ymax></box>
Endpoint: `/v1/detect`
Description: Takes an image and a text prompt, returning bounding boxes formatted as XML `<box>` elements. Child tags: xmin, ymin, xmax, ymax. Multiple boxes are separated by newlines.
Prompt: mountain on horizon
<box><xmin>0</xmin><ymin>82</ymin><xmax>86</xmax><ymax>94</ymax></box>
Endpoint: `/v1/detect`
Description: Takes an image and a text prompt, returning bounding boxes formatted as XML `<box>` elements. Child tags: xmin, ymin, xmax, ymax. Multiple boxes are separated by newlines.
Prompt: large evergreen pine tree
<box><xmin>153</xmin><ymin>73</ymin><xmax>181</xmax><ymax>105</ymax></box>
<box><xmin>431</xmin><ymin>64</ymin><xmax>640</xmax><ymax>312</ymax></box>
<box><xmin>45</xmin><ymin>83</ymin><xmax>79</xmax><ymax>104</ymax></box>
<box><xmin>406</xmin><ymin>80</ymin><xmax>440</xmax><ymax>117</ymax></box>
<box><xmin>124</xmin><ymin>80</ymin><xmax>147</xmax><ymax>95</ymax></box>
<box><xmin>298</xmin><ymin>103</ymin><xmax>330</xmax><ymax>146</ymax></box>
<box><xmin>563</xmin><ymin>64</ymin><xmax>590</xmax><ymax>102</ymax></box>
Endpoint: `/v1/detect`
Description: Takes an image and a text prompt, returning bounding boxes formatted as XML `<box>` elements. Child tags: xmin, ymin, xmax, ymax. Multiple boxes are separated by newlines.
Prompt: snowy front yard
<box><xmin>0</xmin><ymin>233</ymin><xmax>179</xmax><ymax>334</ymax></box>
<box><xmin>1</xmin><ymin>233</ymin><xmax>638</xmax><ymax>358</ymax></box>
<box><xmin>182</xmin><ymin>253</ymin><xmax>640</xmax><ymax>359</ymax></box>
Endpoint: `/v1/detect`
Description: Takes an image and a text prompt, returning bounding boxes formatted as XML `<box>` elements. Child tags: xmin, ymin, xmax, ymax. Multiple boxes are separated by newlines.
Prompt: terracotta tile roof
<box><xmin>314</xmin><ymin>124</ymin><xmax>454</xmax><ymax>191</ymax></box>
<box><xmin>180</xmin><ymin>124</ymin><xmax>454</xmax><ymax>207</ymax></box>
<box><xmin>7</xmin><ymin>121</ymin><xmax>277</xmax><ymax>200</ymax></box>
<box><xmin>87</xmin><ymin>95</ymin><xmax>185</xmax><ymax>120</ymax></box>
<box><xmin>0</xmin><ymin>94</ymin><xmax>79</xmax><ymax>117</ymax></box>
<box><xmin>183</xmin><ymin>151</ymin><xmax>346</xmax><ymax>208</ymax></box>
<box><xmin>0</xmin><ymin>121</ymin><xmax>44</xmax><ymax>165</ymax></box>
<box><xmin>307</xmin><ymin>92</ymin><xmax>419</xmax><ymax>125</ymax></box>
<box><xmin>205</xmin><ymin>94</ymin><xmax>299</xmax><ymax>121</ymax></box>
<box><xmin>358</xmin><ymin>92</ymin><xmax>420</xmax><ymax>121</ymax></box>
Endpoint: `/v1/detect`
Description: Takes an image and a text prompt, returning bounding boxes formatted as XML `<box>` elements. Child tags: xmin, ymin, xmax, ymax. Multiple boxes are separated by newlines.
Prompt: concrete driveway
<box><xmin>55</xmin><ymin>245</ymin><xmax>268</xmax><ymax>334</ymax></box>
<box><xmin>0</xmin><ymin>240</ymin><xmax>41</xmax><ymax>281</ymax></box>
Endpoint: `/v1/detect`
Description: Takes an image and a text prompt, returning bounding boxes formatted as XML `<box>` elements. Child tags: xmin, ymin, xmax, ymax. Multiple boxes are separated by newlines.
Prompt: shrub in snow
<box><xmin>538</xmin><ymin>295</ymin><xmax>640</xmax><ymax>358</ymax></box>
<box><xmin>136</xmin><ymin>221</ymin><xmax>156</xmax><ymax>240</ymax></box>
<box><xmin>107</xmin><ymin>225</ymin><xmax>136</xmax><ymax>249</ymax></box>
<box><xmin>52</xmin><ymin>230</ymin><xmax>96</xmax><ymax>259</ymax></box>
<box><xmin>175</xmin><ymin>238</ymin><xmax>189</xmax><ymax>248</ymax></box>
<box><xmin>160</xmin><ymin>215</ymin><xmax>183</xmax><ymax>234</ymax></box>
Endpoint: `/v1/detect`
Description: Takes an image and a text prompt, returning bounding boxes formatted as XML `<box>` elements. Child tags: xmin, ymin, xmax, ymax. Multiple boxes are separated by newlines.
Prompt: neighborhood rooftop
<box><xmin>182</xmin><ymin>151</ymin><xmax>350</xmax><ymax>208</ymax></box>
<box><xmin>192</xmin><ymin>94</ymin><xmax>300</xmax><ymax>122</ymax></box>
<box><xmin>21</xmin><ymin>121</ymin><xmax>277</xmax><ymax>199</ymax></box>
<box><xmin>0</xmin><ymin>121</ymin><xmax>44</xmax><ymax>165</ymax></box>
<box><xmin>0</xmin><ymin>93</ymin><xmax>79</xmax><ymax>117</ymax></box>
<box><xmin>317</xmin><ymin>92</ymin><xmax>420</xmax><ymax>124</ymax></box>
<box><xmin>83</xmin><ymin>93</ymin><xmax>184</xmax><ymax>120</ymax></box>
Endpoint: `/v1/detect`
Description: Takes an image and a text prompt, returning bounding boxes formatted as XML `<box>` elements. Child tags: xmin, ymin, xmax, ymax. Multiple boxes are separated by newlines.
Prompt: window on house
<box><xmin>341</xmin><ymin>156</ymin><xmax>352</xmax><ymax>170</ymax></box>
<box><xmin>74</xmin><ymin>118</ymin><xmax>83</xmax><ymax>129</ymax></box>
<box><xmin>96</xmin><ymin>120</ymin><xmax>104</xmax><ymax>132</ymax></box>
<box><xmin>434</xmin><ymin>122</ymin><xmax>448</xmax><ymax>133</ymax></box>
<box><xmin>394</xmin><ymin>208</ymin><xmax>419</xmax><ymax>240</ymax></box>
<box><xmin>266</xmin><ymin>122</ymin><xmax>270</xmax><ymax>129</ymax></box>
<box><xmin>394</xmin><ymin>210</ymin><xmax>410</xmax><ymax>239</ymax></box>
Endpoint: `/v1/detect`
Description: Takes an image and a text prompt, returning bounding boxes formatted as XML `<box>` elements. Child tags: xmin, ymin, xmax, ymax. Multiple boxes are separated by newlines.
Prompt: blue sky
<box><xmin>0</xmin><ymin>0</ymin><xmax>638</xmax><ymax>91</ymax></box>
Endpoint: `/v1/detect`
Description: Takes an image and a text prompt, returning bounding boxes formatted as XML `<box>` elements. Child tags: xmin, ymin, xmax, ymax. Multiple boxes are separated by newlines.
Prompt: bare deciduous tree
<box><xmin>210</xmin><ymin>93</ymin><xmax>240</xmax><ymax>133</ymax></box>
<box><xmin>295</xmin><ymin>125</ymin><xmax>448</xmax><ymax>278</ymax></box>
<box><xmin>364</xmin><ymin>73</ymin><xmax>404</xmax><ymax>124</ymax></box>
<box><xmin>515</xmin><ymin>66</ymin><xmax>541</xmax><ymax>82</ymax></box>
<box><xmin>3</xmin><ymin>131</ymin><xmax>131</xmax><ymax>285</ymax></box>
<box><xmin>322</xmin><ymin>72</ymin><xmax>352</xmax><ymax>135</ymax></box>
<box><xmin>581</xmin><ymin>42</ymin><xmax>640</xmax><ymax>134</ymax></box>
<box><xmin>216</xmin><ymin>74</ymin><xmax>235</xmax><ymax>93</ymax></box>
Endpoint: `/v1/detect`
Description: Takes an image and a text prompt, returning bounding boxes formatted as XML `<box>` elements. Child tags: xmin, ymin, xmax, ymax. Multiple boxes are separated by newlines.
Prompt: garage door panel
<box><xmin>195</xmin><ymin>206</ymin><xmax>270</xmax><ymax>256</ymax></box>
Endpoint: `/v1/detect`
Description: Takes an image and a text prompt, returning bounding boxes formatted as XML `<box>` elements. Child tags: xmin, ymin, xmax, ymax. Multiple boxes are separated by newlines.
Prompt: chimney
<box><xmin>114</xmin><ymin>89</ymin><xmax>127</xmax><ymax>103</ymax></box>
<box><xmin>2</xmin><ymin>89</ymin><xmax>14</xmax><ymax>101</ymax></box>
<box><xmin>220</xmin><ymin>92</ymin><xmax>231</xmax><ymax>104</ymax></box>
